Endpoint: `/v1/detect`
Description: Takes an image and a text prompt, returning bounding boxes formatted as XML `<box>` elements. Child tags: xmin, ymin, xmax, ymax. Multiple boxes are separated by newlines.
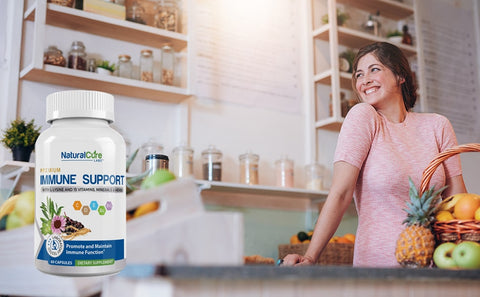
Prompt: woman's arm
<box><xmin>443</xmin><ymin>175</ymin><xmax>467</xmax><ymax>198</ymax></box>
<box><xmin>282</xmin><ymin>161</ymin><xmax>360</xmax><ymax>266</ymax></box>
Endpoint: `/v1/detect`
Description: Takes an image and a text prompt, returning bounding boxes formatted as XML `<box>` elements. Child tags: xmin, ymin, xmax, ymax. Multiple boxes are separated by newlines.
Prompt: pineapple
<box><xmin>395</xmin><ymin>177</ymin><xmax>447</xmax><ymax>267</ymax></box>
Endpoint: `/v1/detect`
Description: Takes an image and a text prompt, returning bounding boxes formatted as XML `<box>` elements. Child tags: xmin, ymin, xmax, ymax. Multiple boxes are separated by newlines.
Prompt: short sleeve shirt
<box><xmin>334</xmin><ymin>103</ymin><xmax>462</xmax><ymax>267</ymax></box>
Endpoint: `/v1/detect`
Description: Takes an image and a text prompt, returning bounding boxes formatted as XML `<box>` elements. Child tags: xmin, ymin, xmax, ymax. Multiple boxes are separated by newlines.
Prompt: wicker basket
<box><xmin>420</xmin><ymin>143</ymin><xmax>480</xmax><ymax>244</ymax></box>
<box><xmin>278</xmin><ymin>242</ymin><xmax>354</xmax><ymax>265</ymax></box>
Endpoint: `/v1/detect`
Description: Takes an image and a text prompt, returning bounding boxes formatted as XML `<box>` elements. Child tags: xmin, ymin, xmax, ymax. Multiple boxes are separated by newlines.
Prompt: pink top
<box><xmin>334</xmin><ymin>103</ymin><xmax>462</xmax><ymax>267</ymax></box>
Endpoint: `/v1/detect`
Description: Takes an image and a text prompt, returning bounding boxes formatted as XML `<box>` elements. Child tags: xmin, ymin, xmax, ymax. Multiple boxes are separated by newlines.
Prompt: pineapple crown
<box><xmin>402</xmin><ymin>177</ymin><xmax>447</xmax><ymax>228</ymax></box>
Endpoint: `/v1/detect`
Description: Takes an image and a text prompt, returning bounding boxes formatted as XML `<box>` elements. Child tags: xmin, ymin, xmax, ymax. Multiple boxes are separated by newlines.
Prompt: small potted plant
<box><xmin>1</xmin><ymin>119</ymin><xmax>41</xmax><ymax>162</ymax></box>
<box><xmin>322</xmin><ymin>9</ymin><xmax>350</xmax><ymax>26</ymax></box>
<box><xmin>387</xmin><ymin>30</ymin><xmax>403</xmax><ymax>43</ymax></box>
<box><xmin>96</xmin><ymin>60</ymin><xmax>115</xmax><ymax>75</ymax></box>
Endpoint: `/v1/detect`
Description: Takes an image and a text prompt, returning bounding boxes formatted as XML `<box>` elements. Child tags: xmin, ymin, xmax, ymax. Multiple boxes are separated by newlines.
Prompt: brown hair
<box><xmin>351</xmin><ymin>42</ymin><xmax>417</xmax><ymax>110</ymax></box>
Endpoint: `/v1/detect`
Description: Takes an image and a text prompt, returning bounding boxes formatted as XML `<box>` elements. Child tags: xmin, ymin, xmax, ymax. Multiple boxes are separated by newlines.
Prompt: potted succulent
<box><xmin>1</xmin><ymin>119</ymin><xmax>41</xmax><ymax>162</ymax></box>
<box><xmin>96</xmin><ymin>60</ymin><xmax>116</xmax><ymax>75</ymax></box>
<box><xmin>387</xmin><ymin>30</ymin><xmax>403</xmax><ymax>43</ymax></box>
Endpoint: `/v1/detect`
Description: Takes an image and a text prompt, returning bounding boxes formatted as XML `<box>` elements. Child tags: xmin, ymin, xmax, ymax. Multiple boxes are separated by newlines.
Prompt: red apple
<box><xmin>452</xmin><ymin>241</ymin><xmax>480</xmax><ymax>269</ymax></box>
<box><xmin>433</xmin><ymin>242</ymin><xmax>458</xmax><ymax>269</ymax></box>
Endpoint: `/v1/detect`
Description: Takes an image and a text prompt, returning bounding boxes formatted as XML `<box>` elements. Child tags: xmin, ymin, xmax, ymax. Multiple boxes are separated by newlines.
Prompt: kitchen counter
<box><xmin>103</xmin><ymin>264</ymin><xmax>480</xmax><ymax>297</ymax></box>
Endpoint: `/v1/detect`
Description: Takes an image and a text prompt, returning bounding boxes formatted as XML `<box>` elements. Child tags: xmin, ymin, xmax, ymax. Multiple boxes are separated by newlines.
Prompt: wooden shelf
<box><xmin>20</xmin><ymin>64</ymin><xmax>190</xmax><ymax>103</ymax></box>
<box><xmin>337</xmin><ymin>0</ymin><xmax>414</xmax><ymax>20</ymax></box>
<box><xmin>315</xmin><ymin>118</ymin><xmax>344</xmax><ymax>131</ymax></box>
<box><xmin>314</xmin><ymin>70</ymin><xmax>353</xmax><ymax>90</ymax></box>
<box><xmin>313</xmin><ymin>26</ymin><xmax>417</xmax><ymax>57</ymax></box>
<box><xmin>196</xmin><ymin>180</ymin><xmax>328</xmax><ymax>211</ymax></box>
<box><xmin>25</xmin><ymin>3</ymin><xmax>188</xmax><ymax>52</ymax></box>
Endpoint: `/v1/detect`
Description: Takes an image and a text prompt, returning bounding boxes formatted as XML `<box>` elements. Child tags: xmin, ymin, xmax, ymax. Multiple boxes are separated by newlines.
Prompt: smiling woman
<box><xmin>281</xmin><ymin>42</ymin><xmax>468</xmax><ymax>268</ymax></box>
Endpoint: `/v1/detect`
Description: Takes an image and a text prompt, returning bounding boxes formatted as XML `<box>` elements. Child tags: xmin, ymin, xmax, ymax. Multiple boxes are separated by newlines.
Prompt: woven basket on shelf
<box><xmin>278</xmin><ymin>242</ymin><xmax>354</xmax><ymax>265</ymax></box>
<box><xmin>420</xmin><ymin>143</ymin><xmax>480</xmax><ymax>244</ymax></box>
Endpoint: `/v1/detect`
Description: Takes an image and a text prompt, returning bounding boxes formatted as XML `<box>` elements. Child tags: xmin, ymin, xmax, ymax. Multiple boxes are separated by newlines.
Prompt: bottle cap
<box><xmin>46</xmin><ymin>90</ymin><xmax>114</xmax><ymax>123</ymax></box>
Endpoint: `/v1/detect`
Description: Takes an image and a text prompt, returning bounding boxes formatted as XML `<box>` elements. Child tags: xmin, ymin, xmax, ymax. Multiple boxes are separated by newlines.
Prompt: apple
<box><xmin>141</xmin><ymin>169</ymin><xmax>176</xmax><ymax>190</ymax></box>
<box><xmin>6</xmin><ymin>191</ymin><xmax>35</xmax><ymax>230</ymax></box>
<box><xmin>452</xmin><ymin>241</ymin><xmax>480</xmax><ymax>269</ymax></box>
<box><xmin>433</xmin><ymin>242</ymin><xmax>458</xmax><ymax>269</ymax></box>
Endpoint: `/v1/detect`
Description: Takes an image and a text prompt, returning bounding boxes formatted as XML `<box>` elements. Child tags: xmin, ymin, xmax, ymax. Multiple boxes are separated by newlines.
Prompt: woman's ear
<box><xmin>398</xmin><ymin>76</ymin><xmax>405</xmax><ymax>85</ymax></box>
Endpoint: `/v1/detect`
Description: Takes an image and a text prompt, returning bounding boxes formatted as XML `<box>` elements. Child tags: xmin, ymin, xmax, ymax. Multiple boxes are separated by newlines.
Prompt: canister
<box><xmin>161</xmin><ymin>44</ymin><xmax>175</xmax><ymax>85</ymax></box>
<box><xmin>171</xmin><ymin>145</ymin><xmax>194</xmax><ymax>178</ymax></box>
<box><xmin>145</xmin><ymin>154</ymin><xmax>169</xmax><ymax>175</ymax></box>
<box><xmin>305</xmin><ymin>163</ymin><xmax>325</xmax><ymax>191</ymax></box>
<box><xmin>275</xmin><ymin>156</ymin><xmax>294</xmax><ymax>188</ymax></box>
<box><xmin>239</xmin><ymin>151</ymin><xmax>259</xmax><ymax>185</ymax></box>
<box><xmin>202</xmin><ymin>145</ymin><xmax>222</xmax><ymax>181</ymax></box>
<box><xmin>140</xmin><ymin>49</ymin><xmax>153</xmax><ymax>82</ymax></box>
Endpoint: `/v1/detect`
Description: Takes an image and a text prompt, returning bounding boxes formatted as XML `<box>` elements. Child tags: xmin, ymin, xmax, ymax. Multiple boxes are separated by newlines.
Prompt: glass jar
<box><xmin>48</xmin><ymin>0</ymin><xmax>74</xmax><ymax>7</ymax></box>
<box><xmin>161</xmin><ymin>44</ymin><xmax>175</xmax><ymax>85</ymax></box>
<box><xmin>140</xmin><ymin>49</ymin><xmax>154</xmax><ymax>82</ymax></box>
<box><xmin>154</xmin><ymin>0</ymin><xmax>178</xmax><ymax>32</ymax></box>
<box><xmin>67</xmin><ymin>41</ymin><xmax>87</xmax><ymax>70</ymax></box>
<box><xmin>202</xmin><ymin>145</ymin><xmax>222</xmax><ymax>181</ymax></box>
<box><xmin>126</xmin><ymin>1</ymin><xmax>146</xmax><ymax>24</ymax></box>
<box><xmin>275</xmin><ymin>156</ymin><xmax>294</xmax><ymax>188</ymax></box>
<box><xmin>117</xmin><ymin>54</ymin><xmax>132</xmax><ymax>79</ymax></box>
<box><xmin>304</xmin><ymin>163</ymin><xmax>325</xmax><ymax>191</ymax></box>
<box><xmin>87</xmin><ymin>58</ymin><xmax>96</xmax><ymax>72</ymax></box>
<box><xmin>171</xmin><ymin>145</ymin><xmax>194</xmax><ymax>178</ymax></box>
<box><xmin>43</xmin><ymin>45</ymin><xmax>66</xmax><ymax>67</ymax></box>
<box><xmin>239</xmin><ymin>152</ymin><xmax>259</xmax><ymax>185</ymax></box>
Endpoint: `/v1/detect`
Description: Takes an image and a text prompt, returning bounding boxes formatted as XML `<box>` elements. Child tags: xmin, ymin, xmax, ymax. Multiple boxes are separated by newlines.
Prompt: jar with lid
<box><xmin>275</xmin><ymin>156</ymin><xmax>294</xmax><ymax>188</ymax></box>
<box><xmin>68</xmin><ymin>41</ymin><xmax>87</xmax><ymax>70</ymax></box>
<box><xmin>304</xmin><ymin>163</ymin><xmax>325</xmax><ymax>191</ymax></box>
<box><xmin>171</xmin><ymin>145</ymin><xmax>194</xmax><ymax>178</ymax></box>
<box><xmin>140</xmin><ymin>50</ymin><xmax>154</xmax><ymax>82</ymax></box>
<box><xmin>202</xmin><ymin>145</ymin><xmax>222</xmax><ymax>181</ymax></box>
<box><xmin>43</xmin><ymin>45</ymin><xmax>66</xmax><ymax>67</ymax></box>
<box><xmin>161</xmin><ymin>44</ymin><xmax>175</xmax><ymax>85</ymax></box>
<box><xmin>126</xmin><ymin>1</ymin><xmax>146</xmax><ymax>24</ymax></box>
<box><xmin>145</xmin><ymin>154</ymin><xmax>169</xmax><ymax>175</ymax></box>
<box><xmin>87</xmin><ymin>58</ymin><xmax>96</xmax><ymax>72</ymax></box>
<box><xmin>239</xmin><ymin>151</ymin><xmax>259</xmax><ymax>185</ymax></box>
<box><xmin>154</xmin><ymin>0</ymin><xmax>178</xmax><ymax>32</ymax></box>
<box><xmin>117</xmin><ymin>54</ymin><xmax>132</xmax><ymax>79</ymax></box>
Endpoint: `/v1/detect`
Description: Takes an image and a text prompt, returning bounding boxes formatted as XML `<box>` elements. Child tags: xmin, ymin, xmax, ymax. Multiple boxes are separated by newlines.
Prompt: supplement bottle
<box><xmin>34</xmin><ymin>90</ymin><xmax>126</xmax><ymax>276</ymax></box>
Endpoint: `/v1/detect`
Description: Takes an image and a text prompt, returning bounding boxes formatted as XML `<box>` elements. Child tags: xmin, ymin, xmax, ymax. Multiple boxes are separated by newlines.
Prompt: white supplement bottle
<box><xmin>34</xmin><ymin>90</ymin><xmax>126</xmax><ymax>276</ymax></box>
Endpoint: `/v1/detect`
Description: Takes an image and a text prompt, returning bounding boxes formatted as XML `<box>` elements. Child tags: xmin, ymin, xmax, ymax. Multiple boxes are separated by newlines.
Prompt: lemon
<box><xmin>475</xmin><ymin>207</ymin><xmax>480</xmax><ymax>221</ymax></box>
<box><xmin>435</xmin><ymin>210</ymin><xmax>455</xmax><ymax>222</ymax></box>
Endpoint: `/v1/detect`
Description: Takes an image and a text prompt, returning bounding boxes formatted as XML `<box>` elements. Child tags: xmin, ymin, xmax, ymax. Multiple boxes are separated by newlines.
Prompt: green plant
<box><xmin>387</xmin><ymin>30</ymin><xmax>403</xmax><ymax>38</ymax></box>
<box><xmin>1</xmin><ymin>119</ymin><xmax>41</xmax><ymax>149</ymax></box>
<box><xmin>322</xmin><ymin>9</ymin><xmax>350</xmax><ymax>26</ymax></box>
<box><xmin>97</xmin><ymin>60</ymin><xmax>116</xmax><ymax>72</ymax></box>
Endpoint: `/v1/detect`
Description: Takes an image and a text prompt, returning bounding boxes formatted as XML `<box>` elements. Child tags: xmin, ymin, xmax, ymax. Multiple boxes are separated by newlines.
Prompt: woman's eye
<box><xmin>355</xmin><ymin>72</ymin><xmax>363</xmax><ymax>79</ymax></box>
<box><xmin>371</xmin><ymin>67</ymin><xmax>380</xmax><ymax>72</ymax></box>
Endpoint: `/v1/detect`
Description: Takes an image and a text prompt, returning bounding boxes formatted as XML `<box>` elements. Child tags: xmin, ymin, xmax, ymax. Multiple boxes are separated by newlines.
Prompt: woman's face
<box><xmin>354</xmin><ymin>53</ymin><xmax>403</xmax><ymax>109</ymax></box>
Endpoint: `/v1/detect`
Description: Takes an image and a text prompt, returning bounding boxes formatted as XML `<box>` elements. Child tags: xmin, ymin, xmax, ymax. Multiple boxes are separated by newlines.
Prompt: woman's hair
<box><xmin>351</xmin><ymin>42</ymin><xmax>417</xmax><ymax>110</ymax></box>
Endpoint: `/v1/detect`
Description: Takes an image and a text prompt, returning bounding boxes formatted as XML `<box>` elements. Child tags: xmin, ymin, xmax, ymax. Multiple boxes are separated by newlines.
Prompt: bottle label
<box><xmin>35</xmin><ymin>146</ymin><xmax>126</xmax><ymax>268</ymax></box>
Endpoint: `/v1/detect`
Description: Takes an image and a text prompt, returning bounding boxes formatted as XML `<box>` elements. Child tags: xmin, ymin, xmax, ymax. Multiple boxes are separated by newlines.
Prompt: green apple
<box><xmin>6</xmin><ymin>191</ymin><xmax>35</xmax><ymax>230</ymax></box>
<box><xmin>452</xmin><ymin>241</ymin><xmax>480</xmax><ymax>269</ymax></box>
<box><xmin>141</xmin><ymin>169</ymin><xmax>176</xmax><ymax>190</ymax></box>
<box><xmin>433</xmin><ymin>242</ymin><xmax>458</xmax><ymax>269</ymax></box>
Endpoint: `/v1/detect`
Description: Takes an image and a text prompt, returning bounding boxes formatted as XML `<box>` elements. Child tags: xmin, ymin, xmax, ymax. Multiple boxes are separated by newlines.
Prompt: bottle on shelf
<box><xmin>202</xmin><ymin>145</ymin><xmax>222</xmax><ymax>182</ymax></box>
<box><xmin>171</xmin><ymin>144</ymin><xmax>194</xmax><ymax>178</ymax></box>
<box><xmin>161</xmin><ymin>44</ymin><xmax>175</xmax><ymax>85</ymax></box>
<box><xmin>140</xmin><ymin>49</ymin><xmax>154</xmax><ymax>82</ymax></box>
<box><xmin>126</xmin><ymin>1</ymin><xmax>146</xmax><ymax>24</ymax></box>
<box><xmin>239</xmin><ymin>151</ymin><xmax>259</xmax><ymax>185</ymax></box>
<box><xmin>67</xmin><ymin>41</ymin><xmax>87</xmax><ymax>70</ymax></box>
<box><xmin>117</xmin><ymin>54</ymin><xmax>133</xmax><ymax>79</ymax></box>
<box><xmin>43</xmin><ymin>45</ymin><xmax>66</xmax><ymax>67</ymax></box>
<box><xmin>402</xmin><ymin>25</ymin><xmax>413</xmax><ymax>45</ymax></box>
<box><xmin>275</xmin><ymin>155</ymin><xmax>294</xmax><ymax>188</ymax></box>
<box><xmin>154</xmin><ymin>0</ymin><xmax>179</xmax><ymax>32</ymax></box>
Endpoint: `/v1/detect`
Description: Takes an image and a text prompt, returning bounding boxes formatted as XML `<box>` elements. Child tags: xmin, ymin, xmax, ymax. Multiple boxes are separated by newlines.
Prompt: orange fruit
<box><xmin>454</xmin><ymin>194</ymin><xmax>480</xmax><ymax>220</ymax></box>
<box><xmin>343</xmin><ymin>233</ymin><xmax>355</xmax><ymax>243</ymax></box>
<box><xmin>336</xmin><ymin>237</ymin><xmax>352</xmax><ymax>244</ymax></box>
<box><xmin>329</xmin><ymin>236</ymin><xmax>339</xmax><ymax>243</ymax></box>
<box><xmin>290</xmin><ymin>234</ymin><xmax>301</xmax><ymax>244</ymax></box>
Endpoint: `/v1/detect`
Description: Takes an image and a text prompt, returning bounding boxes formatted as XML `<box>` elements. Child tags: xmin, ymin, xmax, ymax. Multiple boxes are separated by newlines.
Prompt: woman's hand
<box><xmin>281</xmin><ymin>254</ymin><xmax>316</xmax><ymax>266</ymax></box>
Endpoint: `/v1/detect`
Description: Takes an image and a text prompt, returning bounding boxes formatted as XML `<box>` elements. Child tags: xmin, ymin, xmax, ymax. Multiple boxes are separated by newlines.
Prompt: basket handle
<box><xmin>420</xmin><ymin>143</ymin><xmax>480</xmax><ymax>195</ymax></box>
